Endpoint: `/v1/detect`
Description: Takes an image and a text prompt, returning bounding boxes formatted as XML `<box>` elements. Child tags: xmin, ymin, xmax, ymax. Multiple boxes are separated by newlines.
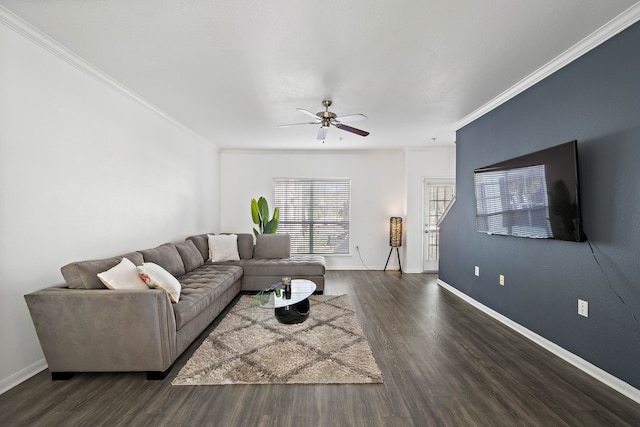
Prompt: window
<box><xmin>273</xmin><ymin>178</ymin><xmax>351</xmax><ymax>255</ymax></box>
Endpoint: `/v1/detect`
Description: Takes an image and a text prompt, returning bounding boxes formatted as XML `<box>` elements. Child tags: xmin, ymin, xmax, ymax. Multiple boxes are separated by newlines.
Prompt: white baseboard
<box><xmin>326</xmin><ymin>265</ymin><xmax>385</xmax><ymax>271</ymax></box>
<box><xmin>326</xmin><ymin>265</ymin><xmax>420</xmax><ymax>274</ymax></box>
<box><xmin>0</xmin><ymin>358</ymin><xmax>47</xmax><ymax>396</ymax></box>
<box><xmin>437</xmin><ymin>279</ymin><xmax>640</xmax><ymax>405</ymax></box>
<box><xmin>324</xmin><ymin>266</ymin><xmax>423</xmax><ymax>273</ymax></box>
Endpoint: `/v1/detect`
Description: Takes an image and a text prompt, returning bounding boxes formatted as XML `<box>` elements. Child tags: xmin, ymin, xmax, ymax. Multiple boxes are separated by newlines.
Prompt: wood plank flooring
<box><xmin>2</xmin><ymin>271</ymin><xmax>640</xmax><ymax>426</ymax></box>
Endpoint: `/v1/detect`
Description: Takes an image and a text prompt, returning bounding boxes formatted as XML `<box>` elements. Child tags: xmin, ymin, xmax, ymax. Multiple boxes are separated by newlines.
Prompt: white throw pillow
<box><xmin>208</xmin><ymin>234</ymin><xmax>240</xmax><ymax>262</ymax></box>
<box><xmin>97</xmin><ymin>257</ymin><xmax>149</xmax><ymax>290</ymax></box>
<box><xmin>138</xmin><ymin>262</ymin><xmax>181</xmax><ymax>303</ymax></box>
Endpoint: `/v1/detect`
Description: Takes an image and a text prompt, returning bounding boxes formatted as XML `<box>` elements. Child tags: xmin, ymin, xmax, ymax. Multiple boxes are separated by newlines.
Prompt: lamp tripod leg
<box><xmin>396</xmin><ymin>247</ymin><xmax>402</xmax><ymax>274</ymax></box>
<box><xmin>383</xmin><ymin>248</ymin><xmax>393</xmax><ymax>271</ymax></box>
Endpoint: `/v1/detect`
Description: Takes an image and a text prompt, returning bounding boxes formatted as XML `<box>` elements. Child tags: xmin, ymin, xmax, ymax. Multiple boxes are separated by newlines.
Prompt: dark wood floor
<box><xmin>2</xmin><ymin>271</ymin><xmax>640</xmax><ymax>426</ymax></box>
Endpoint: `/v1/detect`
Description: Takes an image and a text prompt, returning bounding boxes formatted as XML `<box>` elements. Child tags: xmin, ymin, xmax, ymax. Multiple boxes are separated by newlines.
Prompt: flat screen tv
<box><xmin>474</xmin><ymin>140</ymin><xmax>585</xmax><ymax>242</ymax></box>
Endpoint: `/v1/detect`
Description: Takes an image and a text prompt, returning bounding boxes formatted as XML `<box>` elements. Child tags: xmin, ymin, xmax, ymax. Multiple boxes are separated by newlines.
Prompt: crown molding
<box><xmin>456</xmin><ymin>2</ymin><xmax>640</xmax><ymax>131</ymax></box>
<box><xmin>220</xmin><ymin>148</ymin><xmax>404</xmax><ymax>155</ymax></box>
<box><xmin>0</xmin><ymin>6</ymin><xmax>217</xmax><ymax>150</ymax></box>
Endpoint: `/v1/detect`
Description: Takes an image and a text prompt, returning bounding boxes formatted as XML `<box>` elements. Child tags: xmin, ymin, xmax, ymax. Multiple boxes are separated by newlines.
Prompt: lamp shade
<box><xmin>389</xmin><ymin>217</ymin><xmax>402</xmax><ymax>247</ymax></box>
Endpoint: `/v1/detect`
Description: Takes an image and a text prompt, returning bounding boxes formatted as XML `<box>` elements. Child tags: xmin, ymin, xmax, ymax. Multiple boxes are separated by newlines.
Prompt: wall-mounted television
<box><xmin>474</xmin><ymin>140</ymin><xmax>585</xmax><ymax>242</ymax></box>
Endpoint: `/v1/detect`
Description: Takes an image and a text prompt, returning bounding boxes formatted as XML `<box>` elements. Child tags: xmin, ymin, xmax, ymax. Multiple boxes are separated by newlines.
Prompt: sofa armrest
<box><xmin>25</xmin><ymin>287</ymin><xmax>177</xmax><ymax>373</ymax></box>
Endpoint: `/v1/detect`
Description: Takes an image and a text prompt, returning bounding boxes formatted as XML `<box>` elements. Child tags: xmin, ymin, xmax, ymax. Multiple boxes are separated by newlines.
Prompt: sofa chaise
<box><xmin>24</xmin><ymin>233</ymin><xmax>325</xmax><ymax>380</ymax></box>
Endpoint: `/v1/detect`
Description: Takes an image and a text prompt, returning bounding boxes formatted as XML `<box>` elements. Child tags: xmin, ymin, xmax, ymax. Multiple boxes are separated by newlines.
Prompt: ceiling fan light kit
<box><xmin>280</xmin><ymin>100</ymin><xmax>369</xmax><ymax>140</ymax></box>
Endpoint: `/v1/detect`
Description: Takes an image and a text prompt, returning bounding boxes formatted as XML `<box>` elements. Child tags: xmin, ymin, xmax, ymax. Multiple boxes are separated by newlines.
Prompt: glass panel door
<box><xmin>423</xmin><ymin>181</ymin><xmax>455</xmax><ymax>272</ymax></box>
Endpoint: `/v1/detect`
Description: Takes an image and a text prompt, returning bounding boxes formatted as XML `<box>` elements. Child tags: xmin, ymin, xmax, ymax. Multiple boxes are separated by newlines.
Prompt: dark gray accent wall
<box><xmin>439</xmin><ymin>21</ymin><xmax>640</xmax><ymax>389</ymax></box>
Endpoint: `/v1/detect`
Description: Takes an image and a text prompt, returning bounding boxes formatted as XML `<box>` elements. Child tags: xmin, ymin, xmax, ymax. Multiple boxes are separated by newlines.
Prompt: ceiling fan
<box><xmin>279</xmin><ymin>100</ymin><xmax>369</xmax><ymax>140</ymax></box>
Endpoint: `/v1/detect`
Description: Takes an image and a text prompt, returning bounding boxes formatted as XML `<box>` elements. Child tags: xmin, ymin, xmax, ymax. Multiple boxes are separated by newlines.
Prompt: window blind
<box><xmin>475</xmin><ymin>165</ymin><xmax>552</xmax><ymax>238</ymax></box>
<box><xmin>273</xmin><ymin>178</ymin><xmax>351</xmax><ymax>255</ymax></box>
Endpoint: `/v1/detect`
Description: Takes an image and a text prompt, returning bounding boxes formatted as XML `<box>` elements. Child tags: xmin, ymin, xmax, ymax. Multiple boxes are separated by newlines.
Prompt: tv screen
<box><xmin>474</xmin><ymin>140</ymin><xmax>585</xmax><ymax>242</ymax></box>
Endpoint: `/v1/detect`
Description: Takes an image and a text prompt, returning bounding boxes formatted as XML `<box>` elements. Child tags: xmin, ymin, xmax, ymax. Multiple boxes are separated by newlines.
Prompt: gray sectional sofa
<box><xmin>24</xmin><ymin>233</ymin><xmax>325</xmax><ymax>380</ymax></box>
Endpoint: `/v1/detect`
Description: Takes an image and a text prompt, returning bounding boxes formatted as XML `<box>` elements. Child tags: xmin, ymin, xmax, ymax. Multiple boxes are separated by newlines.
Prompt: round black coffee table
<box><xmin>254</xmin><ymin>279</ymin><xmax>316</xmax><ymax>324</ymax></box>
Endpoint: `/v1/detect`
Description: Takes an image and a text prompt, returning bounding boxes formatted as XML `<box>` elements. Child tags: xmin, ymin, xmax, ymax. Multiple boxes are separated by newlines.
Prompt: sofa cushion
<box><xmin>97</xmin><ymin>257</ymin><xmax>149</xmax><ymax>290</ymax></box>
<box><xmin>138</xmin><ymin>262</ymin><xmax>181</xmax><ymax>303</ymax></box>
<box><xmin>186</xmin><ymin>234</ymin><xmax>211</xmax><ymax>261</ymax></box>
<box><xmin>139</xmin><ymin>243</ymin><xmax>186</xmax><ymax>277</ymax></box>
<box><xmin>239</xmin><ymin>255</ymin><xmax>325</xmax><ymax>276</ymax></box>
<box><xmin>234</xmin><ymin>233</ymin><xmax>254</xmax><ymax>259</ymax></box>
<box><xmin>175</xmin><ymin>240</ymin><xmax>204</xmax><ymax>273</ymax></box>
<box><xmin>61</xmin><ymin>251</ymin><xmax>144</xmax><ymax>289</ymax></box>
<box><xmin>173</xmin><ymin>264</ymin><xmax>243</xmax><ymax>330</ymax></box>
<box><xmin>254</xmin><ymin>234</ymin><xmax>290</xmax><ymax>259</ymax></box>
<box><xmin>208</xmin><ymin>234</ymin><xmax>240</xmax><ymax>262</ymax></box>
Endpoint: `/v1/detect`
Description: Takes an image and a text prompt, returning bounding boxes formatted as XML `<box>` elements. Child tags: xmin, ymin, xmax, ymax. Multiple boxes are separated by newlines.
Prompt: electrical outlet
<box><xmin>499</xmin><ymin>274</ymin><xmax>505</xmax><ymax>286</ymax></box>
<box><xmin>578</xmin><ymin>299</ymin><xmax>589</xmax><ymax>317</ymax></box>
<box><xmin>474</xmin><ymin>266</ymin><xmax>480</xmax><ymax>276</ymax></box>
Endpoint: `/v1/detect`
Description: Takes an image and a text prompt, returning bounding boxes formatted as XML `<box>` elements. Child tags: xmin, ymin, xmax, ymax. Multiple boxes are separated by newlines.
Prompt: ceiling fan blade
<box><xmin>297</xmin><ymin>108</ymin><xmax>321</xmax><ymax>120</ymax></box>
<box><xmin>279</xmin><ymin>122</ymin><xmax>319</xmax><ymax>128</ymax></box>
<box><xmin>317</xmin><ymin>126</ymin><xmax>329</xmax><ymax>140</ymax></box>
<box><xmin>335</xmin><ymin>113</ymin><xmax>367</xmax><ymax>122</ymax></box>
<box><xmin>334</xmin><ymin>123</ymin><xmax>369</xmax><ymax>137</ymax></box>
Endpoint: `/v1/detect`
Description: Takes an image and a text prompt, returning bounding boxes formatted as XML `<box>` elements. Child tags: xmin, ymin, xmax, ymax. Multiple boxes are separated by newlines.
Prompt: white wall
<box><xmin>0</xmin><ymin>17</ymin><xmax>220</xmax><ymax>392</ymax></box>
<box><xmin>403</xmin><ymin>147</ymin><xmax>456</xmax><ymax>273</ymax></box>
<box><xmin>220</xmin><ymin>150</ymin><xmax>406</xmax><ymax>270</ymax></box>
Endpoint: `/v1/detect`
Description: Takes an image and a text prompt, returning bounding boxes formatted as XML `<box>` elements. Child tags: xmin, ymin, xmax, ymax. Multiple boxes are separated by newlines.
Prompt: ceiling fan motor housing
<box><xmin>318</xmin><ymin>100</ymin><xmax>337</xmax><ymax>124</ymax></box>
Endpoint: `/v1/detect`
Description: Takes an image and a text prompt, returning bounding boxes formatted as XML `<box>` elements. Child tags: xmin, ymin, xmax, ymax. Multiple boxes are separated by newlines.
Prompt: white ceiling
<box><xmin>1</xmin><ymin>1</ymin><xmax>639</xmax><ymax>150</ymax></box>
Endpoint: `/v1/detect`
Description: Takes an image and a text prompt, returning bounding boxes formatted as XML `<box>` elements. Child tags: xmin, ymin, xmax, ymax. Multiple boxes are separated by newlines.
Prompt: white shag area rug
<box><xmin>172</xmin><ymin>294</ymin><xmax>383</xmax><ymax>385</ymax></box>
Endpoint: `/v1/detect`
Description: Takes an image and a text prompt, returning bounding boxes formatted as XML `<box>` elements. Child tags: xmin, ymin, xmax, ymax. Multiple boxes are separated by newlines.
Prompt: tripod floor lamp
<box><xmin>384</xmin><ymin>217</ymin><xmax>402</xmax><ymax>273</ymax></box>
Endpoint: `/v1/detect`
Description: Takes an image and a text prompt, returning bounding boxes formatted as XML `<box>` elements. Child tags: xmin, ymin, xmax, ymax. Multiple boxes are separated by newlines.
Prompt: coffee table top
<box><xmin>254</xmin><ymin>279</ymin><xmax>316</xmax><ymax>309</ymax></box>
